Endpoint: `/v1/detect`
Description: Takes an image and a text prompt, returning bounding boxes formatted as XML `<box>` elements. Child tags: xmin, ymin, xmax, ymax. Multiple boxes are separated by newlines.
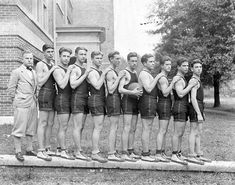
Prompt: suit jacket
<box><xmin>7</xmin><ymin>65</ymin><xmax>38</xmax><ymax>108</ymax></box>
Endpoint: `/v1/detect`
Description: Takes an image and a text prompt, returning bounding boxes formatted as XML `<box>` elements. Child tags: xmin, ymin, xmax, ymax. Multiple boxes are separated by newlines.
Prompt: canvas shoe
<box><xmin>171</xmin><ymin>154</ymin><xmax>188</xmax><ymax>165</ymax></box>
<box><xmin>37</xmin><ymin>151</ymin><xmax>52</xmax><ymax>161</ymax></box>
<box><xmin>60</xmin><ymin>150</ymin><xmax>75</xmax><ymax>160</ymax></box>
<box><xmin>129</xmin><ymin>152</ymin><xmax>141</xmax><ymax>159</ymax></box>
<box><xmin>15</xmin><ymin>152</ymin><xmax>24</xmax><ymax>162</ymax></box>
<box><xmin>45</xmin><ymin>148</ymin><xmax>56</xmax><ymax>156</ymax></box>
<box><xmin>187</xmin><ymin>155</ymin><xmax>204</xmax><ymax>165</ymax></box>
<box><xmin>121</xmin><ymin>154</ymin><xmax>137</xmax><ymax>162</ymax></box>
<box><xmin>75</xmin><ymin>153</ymin><xmax>91</xmax><ymax>161</ymax></box>
<box><xmin>141</xmin><ymin>155</ymin><xmax>156</xmax><ymax>162</ymax></box>
<box><xmin>91</xmin><ymin>152</ymin><xmax>108</xmax><ymax>163</ymax></box>
<box><xmin>108</xmin><ymin>153</ymin><xmax>125</xmax><ymax>162</ymax></box>
<box><xmin>155</xmin><ymin>154</ymin><xmax>170</xmax><ymax>163</ymax></box>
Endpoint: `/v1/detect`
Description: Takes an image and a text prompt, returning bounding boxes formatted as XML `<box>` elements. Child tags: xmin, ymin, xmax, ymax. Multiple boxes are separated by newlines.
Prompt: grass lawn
<box><xmin>0</xmin><ymin>106</ymin><xmax>234</xmax><ymax>184</ymax></box>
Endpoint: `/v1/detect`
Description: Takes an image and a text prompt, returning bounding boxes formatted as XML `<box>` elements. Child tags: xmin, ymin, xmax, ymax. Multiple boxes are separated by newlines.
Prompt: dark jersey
<box><xmin>72</xmin><ymin>64</ymin><xmax>88</xmax><ymax>97</ymax></box>
<box><xmin>173</xmin><ymin>75</ymin><xmax>188</xmax><ymax>103</ymax></box>
<box><xmin>157</xmin><ymin>75</ymin><xmax>171</xmax><ymax>100</ymax></box>
<box><xmin>39</xmin><ymin>60</ymin><xmax>55</xmax><ymax>90</ymax></box>
<box><xmin>57</xmin><ymin>66</ymin><xmax>72</xmax><ymax>95</ymax></box>
<box><xmin>124</xmin><ymin>69</ymin><xmax>138</xmax><ymax>89</ymax></box>
<box><xmin>89</xmin><ymin>67</ymin><xmax>105</xmax><ymax>97</ymax></box>
<box><xmin>106</xmin><ymin>69</ymin><xmax>120</xmax><ymax>95</ymax></box>
<box><xmin>141</xmin><ymin>70</ymin><xmax>158</xmax><ymax>98</ymax></box>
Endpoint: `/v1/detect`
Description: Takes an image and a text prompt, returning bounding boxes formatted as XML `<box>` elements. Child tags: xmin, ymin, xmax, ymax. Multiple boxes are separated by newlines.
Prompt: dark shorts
<box><xmin>71</xmin><ymin>93</ymin><xmax>89</xmax><ymax>114</ymax></box>
<box><xmin>157</xmin><ymin>99</ymin><xmax>172</xmax><ymax>120</ymax></box>
<box><xmin>38</xmin><ymin>88</ymin><xmax>56</xmax><ymax>111</ymax></box>
<box><xmin>88</xmin><ymin>95</ymin><xmax>106</xmax><ymax>116</ymax></box>
<box><xmin>189</xmin><ymin>102</ymin><xmax>205</xmax><ymax>122</ymax></box>
<box><xmin>172</xmin><ymin>100</ymin><xmax>189</xmax><ymax>122</ymax></box>
<box><xmin>138</xmin><ymin>95</ymin><xmax>157</xmax><ymax>119</ymax></box>
<box><xmin>106</xmin><ymin>94</ymin><xmax>121</xmax><ymax>117</ymax></box>
<box><xmin>55</xmin><ymin>93</ymin><xmax>71</xmax><ymax>114</ymax></box>
<box><xmin>121</xmin><ymin>95</ymin><xmax>138</xmax><ymax>115</ymax></box>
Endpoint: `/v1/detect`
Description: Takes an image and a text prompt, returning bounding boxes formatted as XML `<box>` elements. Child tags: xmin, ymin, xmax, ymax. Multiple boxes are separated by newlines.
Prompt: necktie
<box><xmin>26</xmin><ymin>66</ymin><xmax>32</xmax><ymax>71</ymax></box>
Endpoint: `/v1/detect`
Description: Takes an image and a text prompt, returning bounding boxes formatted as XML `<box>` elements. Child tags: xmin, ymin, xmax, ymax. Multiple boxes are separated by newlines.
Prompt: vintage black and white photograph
<box><xmin>0</xmin><ymin>0</ymin><xmax>234</xmax><ymax>184</ymax></box>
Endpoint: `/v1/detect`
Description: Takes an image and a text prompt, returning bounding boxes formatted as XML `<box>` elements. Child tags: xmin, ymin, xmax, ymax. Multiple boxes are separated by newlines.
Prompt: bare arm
<box><xmin>191</xmin><ymin>83</ymin><xmax>203</xmax><ymax>121</ymax></box>
<box><xmin>139</xmin><ymin>71</ymin><xmax>163</xmax><ymax>93</ymax></box>
<box><xmin>118</xmin><ymin>73</ymin><xmax>142</xmax><ymax>97</ymax></box>
<box><xmin>106</xmin><ymin>70</ymin><xmax>125</xmax><ymax>94</ymax></box>
<box><xmin>159</xmin><ymin>76</ymin><xmax>180</xmax><ymax>97</ymax></box>
<box><xmin>175</xmin><ymin>78</ymin><xmax>197</xmax><ymax>98</ymax></box>
<box><xmin>36</xmin><ymin>62</ymin><xmax>56</xmax><ymax>87</ymax></box>
<box><xmin>87</xmin><ymin>70</ymin><xmax>106</xmax><ymax>90</ymax></box>
<box><xmin>7</xmin><ymin>70</ymin><xmax>18</xmax><ymax>101</ymax></box>
<box><xmin>70</xmin><ymin>67</ymin><xmax>89</xmax><ymax>89</ymax></box>
<box><xmin>53</xmin><ymin>67</ymin><xmax>71</xmax><ymax>89</ymax></box>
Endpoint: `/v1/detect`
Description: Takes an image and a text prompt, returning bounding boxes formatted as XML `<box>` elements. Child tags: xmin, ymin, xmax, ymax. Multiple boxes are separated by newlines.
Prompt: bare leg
<box><xmin>121</xmin><ymin>114</ymin><xmax>132</xmax><ymax>152</ymax></box>
<box><xmin>172</xmin><ymin>121</ymin><xmax>186</xmax><ymax>152</ymax></box>
<box><xmin>45</xmin><ymin>111</ymin><xmax>55</xmax><ymax>148</ymax></box>
<box><xmin>73</xmin><ymin>113</ymin><xmax>85</xmax><ymax>154</ymax></box>
<box><xmin>141</xmin><ymin>118</ymin><xmax>153</xmax><ymax>153</ymax></box>
<box><xmin>92</xmin><ymin>115</ymin><xmax>105</xmax><ymax>154</ymax></box>
<box><xmin>157</xmin><ymin>120</ymin><xmax>169</xmax><ymax>151</ymax></box>
<box><xmin>37</xmin><ymin>111</ymin><xmax>48</xmax><ymax>150</ymax></box>
<box><xmin>195</xmin><ymin>123</ymin><xmax>202</xmax><ymax>155</ymax></box>
<box><xmin>108</xmin><ymin>116</ymin><xmax>119</xmax><ymax>154</ymax></box>
<box><xmin>57</xmin><ymin>114</ymin><xmax>70</xmax><ymax>149</ymax></box>
<box><xmin>128</xmin><ymin>115</ymin><xmax>138</xmax><ymax>150</ymax></box>
<box><xmin>188</xmin><ymin>122</ymin><xmax>198</xmax><ymax>155</ymax></box>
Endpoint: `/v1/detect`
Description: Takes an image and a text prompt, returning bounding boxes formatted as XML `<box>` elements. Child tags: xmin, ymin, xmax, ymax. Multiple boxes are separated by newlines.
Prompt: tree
<box><xmin>148</xmin><ymin>0</ymin><xmax>235</xmax><ymax>107</ymax></box>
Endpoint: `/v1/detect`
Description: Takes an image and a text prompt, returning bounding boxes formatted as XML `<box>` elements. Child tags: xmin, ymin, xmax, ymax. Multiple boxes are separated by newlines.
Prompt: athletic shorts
<box><xmin>88</xmin><ymin>95</ymin><xmax>106</xmax><ymax>116</ymax></box>
<box><xmin>172</xmin><ymin>100</ymin><xmax>189</xmax><ymax>122</ymax></box>
<box><xmin>12</xmin><ymin>101</ymin><xmax>38</xmax><ymax>137</ymax></box>
<box><xmin>157</xmin><ymin>99</ymin><xmax>172</xmax><ymax>120</ymax></box>
<box><xmin>71</xmin><ymin>93</ymin><xmax>89</xmax><ymax>114</ymax></box>
<box><xmin>55</xmin><ymin>93</ymin><xmax>71</xmax><ymax>114</ymax></box>
<box><xmin>189</xmin><ymin>101</ymin><xmax>205</xmax><ymax>122</ymax></box>
<box><xmin>38</xmin><ymin>88</ymin><xmax>56</xmax><ymax>111</ymax></box>
<box><xmin>138</xmin><ymin>95</ymin><xmax>157</xmax><ymax>119</ymax></box>
<box><xmin>106</xmin><ymin>94</ymin><xmax>121</xmax><ymax>117</ymax></box>
<box><xmin>121</xmin><ymin>95</ymin><xmax>138</xmax><ymax>115</ymax></box>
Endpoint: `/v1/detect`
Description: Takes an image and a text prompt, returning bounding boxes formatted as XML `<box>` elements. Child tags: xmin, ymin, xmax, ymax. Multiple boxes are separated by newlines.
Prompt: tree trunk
<box><xmin>213</xmin><ymin>72</ymin><xmax>221</xmax><ymax>107</ymax></box>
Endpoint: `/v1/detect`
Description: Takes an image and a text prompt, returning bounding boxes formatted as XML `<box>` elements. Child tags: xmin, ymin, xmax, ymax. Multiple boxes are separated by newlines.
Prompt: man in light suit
<box><xmin>8</xmin><ymin>51</ymin><xmax>38</xmax><ymax>161</ymax></box>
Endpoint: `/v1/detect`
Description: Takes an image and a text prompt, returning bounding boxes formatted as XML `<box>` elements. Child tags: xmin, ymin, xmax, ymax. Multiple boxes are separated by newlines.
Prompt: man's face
<box><xmin>162</xmin><ymin>60</ymin><xmax>172</xmax><ymax>73</ymax></box>
<box><xmin>144</xmin><ymin>57</ymin><xmax>155</xmax><ymax>70</ymax></box>
<box><xmin>178</xmin><ymin>61</ymin><xmax>189</xmax><ymax>74</ymax></box>
<box><xmin>92</xmin><ymin>54</ymin><xmax>103</xmax><ymax>67</ymax></box>
<box><xmin>76</xmin><ymin>49</ymin><xmax>87</xmax><ymax>64</ymax></box>
<box><xmin>60</xmin><ymin>51</ymin><xmax>71</xmax><ymax>66</ymax></box>
<box><xmin>111</xmin><ymin>54</ymin><xmax>121</xmax><ymax>67</ymax></box>
<box><xmin>192</xmin><ymin>63</ymin><xmax>202</xmax><ymax>76</ymax></box>
<box><xmin>128</xmin><ymin>56</ymin><xmax>138</xmax><ymax>70</ymax></box>
<box><xmin>44</xmin><ymin>48</ymin><xmax>54</xmax><ymax>61</ymax></box>
<box><xmin>23</xmin><ymin>53</ymin><xmax>34</xmax><ymax>67</ymax></box>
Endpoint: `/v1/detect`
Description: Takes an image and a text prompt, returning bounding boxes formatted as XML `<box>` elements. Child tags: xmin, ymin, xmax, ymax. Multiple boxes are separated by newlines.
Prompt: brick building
<box><xmin>0</xmin><ymin>0</ymin><xmax>114</xmax><ymax>122</ymax></box>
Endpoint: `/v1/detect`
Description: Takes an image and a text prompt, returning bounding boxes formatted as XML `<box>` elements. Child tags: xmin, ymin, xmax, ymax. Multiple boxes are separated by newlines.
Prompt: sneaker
<box><xmin>25</xmin><ymin>150</ymin><xmax>37</xmax><ymax>156</ymax></box>
<box><xmin>15</xmin><ymin>152</ymin><xmax>24</xmax><ymax>162</ymax></box>
<box><xmin>60</xmin><ymin>150</ymin><xmax>75</xmax><ymax>160</ymax></box>
<box><xmin>197</xmin><ymin>156</ymin><xmax>212</xmax><ymax>163</ymax></box>
<box><xmin>161</xmin><ymin>152</ymin><xmax>171</xmax><ymax>160</ymax></box>
<box><xmin>141</xmin><ymin>155</ymin><xmax>156</xmax><ymax>162</ymax></box>
<box><xmin>75</xmin><ymin>153</ymin><xmax>91</xmax><ymax>161</ymax></box>
<box><xmin>171</xmin><ymin>154</ymin><xmax>188</xmax><ymax>165</ymax></box>
<box><xmin>37</xmin><ymin>151</ymin><xmax>52</xmax><ymax>161</ymax></box>
<box><xmin>177</xmin><ymin>152</ymin><xmax>188</xmax><ymax>161</ymax></box>
<box><xmin>129</xmin><ymin>152</ymin><xmax>141</xmax><ymax>159</ymax></box>
<box><xmin>91</xmin><ymin>153</ymin><xmax>108</xmax><ymax>163</ymax></box>
<box><xmin>55</xmin><ymin>148</ymin><xmax>62</xmax><ymax>157</ymax></box>
<box><xmin>108</xmin><ymin>153</ymin><xmax>125</xmax><ymax>162</ymax></box>
<box><xmin>121</xmin><ymin>154</ymin><xmax>137</xmax><ymax>162</ymax></box>
<box><xmin>155</xmin><ymin>154</ymin><xmax>170</xmax><ymax>163</ymax></box>
<box><xmin>187</xmin><ymin>156</ymin><xmax>204</xmax><ymax>165</ymax></box>
<box><xmin>45</xmin><ymin>148</ymin><xmax>56</xmax><ymax>156</ymax></box>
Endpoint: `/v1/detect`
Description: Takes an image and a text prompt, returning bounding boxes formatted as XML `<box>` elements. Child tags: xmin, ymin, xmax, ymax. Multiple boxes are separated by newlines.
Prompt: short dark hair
<box><xmin>191</xmin><ymin>59</ymin><xmax>202</xmax><ymax>67</ymax></box>
<box><xmin>141</xmin><ymin>54</ymin><xmax>154</xmax><ymax>64</ymax></box>
<box><xmin>59</xmin><ymin>47</ymin><xmax>72</xmax><ymax>56</ymax></box>
<box><xmin>42</xmin><ymin>44</ymin><xmax>54</xmax><ymax>52</ymax></box>
<box><xmin>127</xmin><ymin>52</ymin><xmax>138</xmax><ymax>61</ymax></box>
<box><xmin>108</xmin><ymin>51</ymin><xmax>120</xmax><ymax>61</ymax></box>
<box><xmin>75</xmin><ymin>47</ymin><xmax>87</xmax><ymax>54</ymax></box>
<box><xmin>160</xmin><ymin>56</ymin><xmax>172</xmax><ymax>65</ymax></box>
<box><xmin>91</xmin><ymin>51</ymin><xmax>103</xmax><ymax>59</ymax></box>
<box><xmin>176</xmin><ymin>57</ymin><xmax>188</xmax><ymax>66</ymax></box>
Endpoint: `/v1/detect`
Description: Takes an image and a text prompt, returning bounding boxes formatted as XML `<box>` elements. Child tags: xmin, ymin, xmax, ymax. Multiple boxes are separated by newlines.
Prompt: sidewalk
<box><xmin>0</xmin><ymin>155</ymin><xmax>234</xmax><ymax>173</ymax></box>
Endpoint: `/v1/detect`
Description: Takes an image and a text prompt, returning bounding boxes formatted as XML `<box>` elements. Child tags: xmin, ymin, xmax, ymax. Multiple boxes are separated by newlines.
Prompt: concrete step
<box><xmin>0</xmin><ymin>155</ymin><xmax>234</xmax><ymax>173</ymax></box>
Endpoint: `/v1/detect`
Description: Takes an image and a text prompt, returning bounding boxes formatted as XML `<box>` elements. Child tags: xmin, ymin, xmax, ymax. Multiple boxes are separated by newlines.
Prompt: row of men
<box><xmin>8</xmin><ymin>44</ymin><xmax>211</xmax><ymax>165</ymax></box>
